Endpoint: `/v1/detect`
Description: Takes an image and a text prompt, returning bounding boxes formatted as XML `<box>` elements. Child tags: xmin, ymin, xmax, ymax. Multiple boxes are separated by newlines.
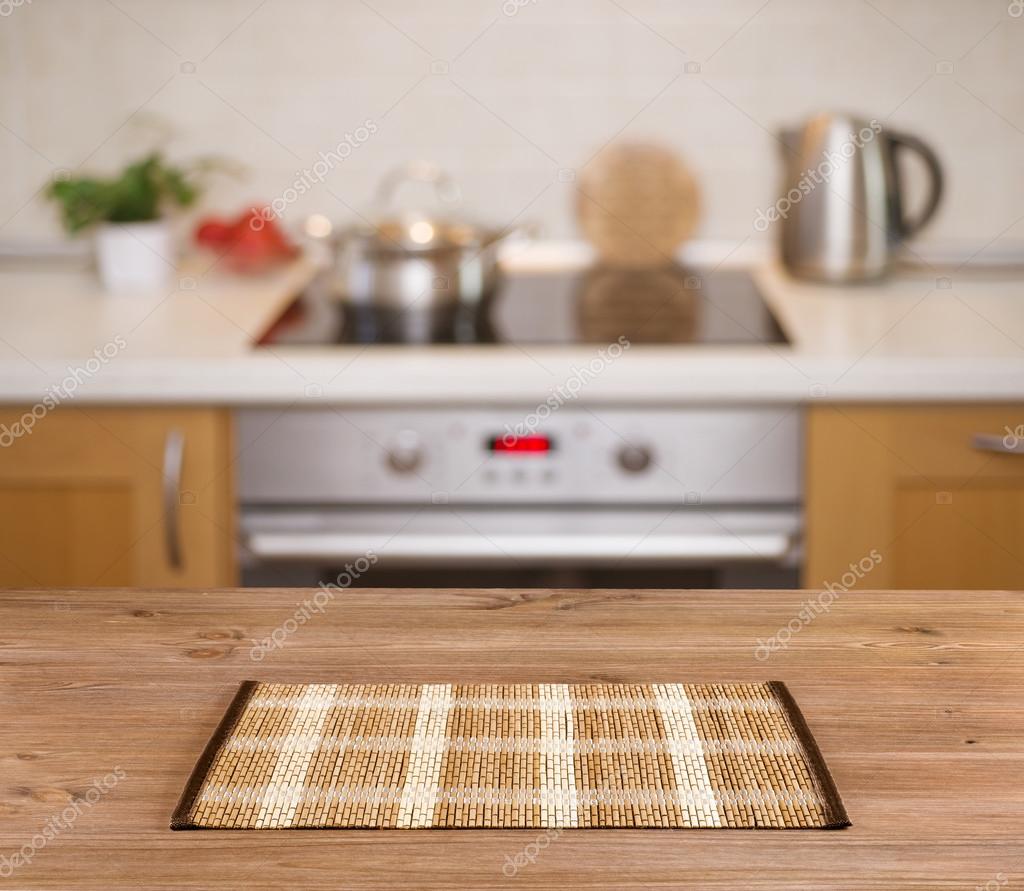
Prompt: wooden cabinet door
<box><xmin>805</xmin><ymin>405</ymin><xmax>1024</xmax><ymax>589</ymax></box>
<box><xmin>0</xmin><ymin>407</ymin><xmax>236</xmax><ymax>587</ymax></box>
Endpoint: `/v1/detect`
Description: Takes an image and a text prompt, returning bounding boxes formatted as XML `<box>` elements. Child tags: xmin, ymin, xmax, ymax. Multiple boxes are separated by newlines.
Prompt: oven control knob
<box><xmin>618</xmin><ymin>444</ymin><xmax>652</xmax><ymax>473</ymax></box>
<box><xmin>386</xmin><ymin>431</ymin><xmax>423</xmax><ymax>474</ymax></box>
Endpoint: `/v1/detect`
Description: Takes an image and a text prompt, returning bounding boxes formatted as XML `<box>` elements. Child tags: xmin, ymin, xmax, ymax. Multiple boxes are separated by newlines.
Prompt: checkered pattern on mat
<box><xmin>171</xmin><ymin>681</ymin><xmax>848</xmax><ymax>829</ymax></box>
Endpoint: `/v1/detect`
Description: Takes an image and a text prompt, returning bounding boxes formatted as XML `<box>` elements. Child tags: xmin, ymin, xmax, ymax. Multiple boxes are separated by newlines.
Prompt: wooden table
<box><xmin>2</xmin><ymin>588</ymin><xmax>1022</xmax><ymax>889</ymax></box>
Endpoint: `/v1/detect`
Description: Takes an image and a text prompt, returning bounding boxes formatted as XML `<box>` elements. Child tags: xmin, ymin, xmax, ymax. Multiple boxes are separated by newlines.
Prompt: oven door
<box><xmin>240</xmin><ymin>505</ymin><xmax>801</xmax><ymax>588</ymax></box>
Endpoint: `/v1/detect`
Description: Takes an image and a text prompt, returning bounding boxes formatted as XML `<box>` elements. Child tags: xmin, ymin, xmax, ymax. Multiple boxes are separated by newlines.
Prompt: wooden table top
<box><xmin>2</xmin><ymin>588</ymin><xmax>1022</xmax><ymax>889</ymax></box>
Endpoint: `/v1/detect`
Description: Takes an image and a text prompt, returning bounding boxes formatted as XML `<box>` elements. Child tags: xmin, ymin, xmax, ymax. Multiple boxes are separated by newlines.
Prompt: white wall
<box><xmin>1</xmin><ymin>0</ymin><xmax>1022</xmax><ymax>250</ymax></box>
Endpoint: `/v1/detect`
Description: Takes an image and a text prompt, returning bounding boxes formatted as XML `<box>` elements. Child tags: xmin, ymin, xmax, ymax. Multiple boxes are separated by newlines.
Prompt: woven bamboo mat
<box><xmin>171</xmin><ymin>682</ymin><xmax>848</xmax><ymax>830</ymax></box>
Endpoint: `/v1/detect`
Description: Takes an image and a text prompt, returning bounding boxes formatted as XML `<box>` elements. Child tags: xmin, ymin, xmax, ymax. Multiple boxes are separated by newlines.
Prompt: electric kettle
<box><xmin>777</xmin><ymin>113</ymin><xmax>943</xmax><ymax>283</ymax></box>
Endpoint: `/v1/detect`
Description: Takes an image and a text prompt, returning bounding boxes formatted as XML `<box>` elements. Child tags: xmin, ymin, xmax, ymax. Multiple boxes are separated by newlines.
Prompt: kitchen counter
<box><xmin>1</xmin><ymin>244</ymin><xmax>1023</xmax><ymax>404</ymax></box>
<box><xmin>2</xmin><ymin>587</ymin><xmax>1021</xmax><ymax>889</ymax></box>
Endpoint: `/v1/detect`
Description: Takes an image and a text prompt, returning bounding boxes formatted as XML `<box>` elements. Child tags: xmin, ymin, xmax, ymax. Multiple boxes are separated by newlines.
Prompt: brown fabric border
<box><xmin>170</xmin><ymin>680</ymin><xmax>259</xmax><ymax>830</ymax></box>
<box><xmin>768</xmin><ymin>680</ymin><xmax>851</xmax><ymax>829</ymax></box>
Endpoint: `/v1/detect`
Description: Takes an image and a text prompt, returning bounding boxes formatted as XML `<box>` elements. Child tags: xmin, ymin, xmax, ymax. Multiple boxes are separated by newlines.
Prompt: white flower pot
<box><xmin>95</xmin><ymin>221</ymin><xmax>176</xmax><ymax>294</ymax></box>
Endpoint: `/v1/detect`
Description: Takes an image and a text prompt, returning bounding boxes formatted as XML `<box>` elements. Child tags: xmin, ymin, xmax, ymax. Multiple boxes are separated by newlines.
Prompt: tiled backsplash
<box><xmin>2</xmin><ymin>0</ymin><xmax>1022</xmax><ymax>251</ymax></box>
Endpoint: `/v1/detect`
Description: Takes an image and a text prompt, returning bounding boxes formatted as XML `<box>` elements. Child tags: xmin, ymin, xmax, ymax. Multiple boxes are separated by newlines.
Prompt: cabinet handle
<box><xmin>971</xmin><ymin>433</ymin><xmax>1024</xmax><ymax>455</ymax></box>
<box><xmin>162</xmin><ymin>429</ymin><xmax>185</xmax><ymax>570</ymax></box>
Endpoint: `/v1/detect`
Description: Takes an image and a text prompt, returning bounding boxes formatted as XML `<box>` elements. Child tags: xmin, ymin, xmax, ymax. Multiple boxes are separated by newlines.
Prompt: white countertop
<box><xmin>1</xmin><ymin>243</ymin><xmax>1022</xmax><ymax>406</ymax></box>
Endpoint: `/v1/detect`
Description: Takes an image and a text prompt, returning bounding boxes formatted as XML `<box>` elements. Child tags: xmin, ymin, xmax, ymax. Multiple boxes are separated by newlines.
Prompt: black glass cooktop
<box><xmin>258</xmin><ymin>265</ymin><xmax>787</xmax><ymax>347</ymax></box>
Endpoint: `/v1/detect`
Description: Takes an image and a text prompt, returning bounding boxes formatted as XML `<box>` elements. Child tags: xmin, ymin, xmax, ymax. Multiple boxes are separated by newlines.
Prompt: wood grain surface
<box><xmin>1</xmin><ymin>587</ymin><xmax>1022</xmax><ymax>889</ymax></box>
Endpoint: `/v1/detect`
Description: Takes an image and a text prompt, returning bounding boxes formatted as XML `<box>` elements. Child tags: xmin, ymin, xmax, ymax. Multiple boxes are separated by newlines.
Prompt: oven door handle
<box><xmin>244</xmin><ymin>531</ymin><xmax>795</xmax><ymax>565</ymax></box>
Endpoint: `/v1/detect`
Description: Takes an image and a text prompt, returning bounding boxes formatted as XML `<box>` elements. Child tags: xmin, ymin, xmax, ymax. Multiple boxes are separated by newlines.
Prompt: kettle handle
<box><xmin>888</xmin><ymin>131</ymin><xmax>943</xmax><ymax>240</ymax></box>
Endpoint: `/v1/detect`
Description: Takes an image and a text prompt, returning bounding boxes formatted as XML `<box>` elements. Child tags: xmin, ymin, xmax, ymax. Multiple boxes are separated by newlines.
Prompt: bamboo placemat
<box><xmin>171</xmin><ymin>682</ymin><xmax>848</xmax><ymax>830</ymax></box>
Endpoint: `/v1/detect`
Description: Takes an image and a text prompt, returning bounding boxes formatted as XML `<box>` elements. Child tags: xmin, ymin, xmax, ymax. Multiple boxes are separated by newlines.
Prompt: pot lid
<box><xmin>305</xmin><ymin>162</ymin><xmax>512</xmax><ymax>254</ymax></box>
<box><xmin>367</xmin><ymin>214</ymin><xmax>486</xmax><ymax>253</ymax></box>
<box><xmin>367</xmin><ymin>161</ymin><xmax>491</xmax><ymax>253</ymax></box>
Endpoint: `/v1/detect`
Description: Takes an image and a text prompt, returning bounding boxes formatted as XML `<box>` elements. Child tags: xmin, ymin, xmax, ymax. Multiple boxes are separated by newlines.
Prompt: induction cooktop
<box><xmin>257</xmin><ymin>265</ymin><xmax>787</xmax><ymax>347</ymax></box>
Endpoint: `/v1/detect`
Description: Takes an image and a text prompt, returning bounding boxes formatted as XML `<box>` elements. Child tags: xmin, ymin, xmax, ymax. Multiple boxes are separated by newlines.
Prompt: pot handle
<box><xmin>889</xmin><ymin>131</ymin><xmax>943</xmax><ymax>240</ymax></box>
<box><xmin>478</xmin><ymin>221</ymin><xmax>540</xmax><ymax>250</ymax></box>
<box><xmin>375</xmin><ymin>161</ymin><xmax>461</xmax><ymax>210</ymax></box>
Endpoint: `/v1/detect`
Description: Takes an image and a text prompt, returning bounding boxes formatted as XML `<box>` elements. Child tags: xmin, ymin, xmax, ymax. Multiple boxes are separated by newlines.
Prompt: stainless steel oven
<box><xmin>236</xmin><ymin>406</ymin><xmax>801</xmax><ymax>589</ymax></box>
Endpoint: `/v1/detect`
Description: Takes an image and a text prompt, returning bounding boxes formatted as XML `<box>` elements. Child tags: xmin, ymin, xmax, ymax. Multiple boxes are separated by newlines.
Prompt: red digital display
<box><xmin>489</xmin><ymin>434</ymin><xmax>554</xmax><ymax>454</ymax></box>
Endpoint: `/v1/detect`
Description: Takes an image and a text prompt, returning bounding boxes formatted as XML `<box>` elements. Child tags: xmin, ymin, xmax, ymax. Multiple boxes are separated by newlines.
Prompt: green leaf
<box><xmin>46</xmin><ymin>151</ymin><xmax>225</xmax><ymax>234</ymax></box>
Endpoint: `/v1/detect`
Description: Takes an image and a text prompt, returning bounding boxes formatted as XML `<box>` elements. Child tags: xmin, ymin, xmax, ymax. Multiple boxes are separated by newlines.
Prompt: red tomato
<box><xmin>197</xmin><ymin>206</ymin><xmax>297</xmax><ymax>272</ymax></box>
<box><xmin>194</xmin><ymin>218</ymin><xmax>232</xmax><ymax>248</ymax></box>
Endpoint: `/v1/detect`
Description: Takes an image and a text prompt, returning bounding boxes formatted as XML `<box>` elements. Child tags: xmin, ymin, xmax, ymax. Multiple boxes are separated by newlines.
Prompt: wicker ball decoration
<box><xmin>576</xmin><ymin>143</ymin><xmax>701</xmax><ymax>268</ymax></box>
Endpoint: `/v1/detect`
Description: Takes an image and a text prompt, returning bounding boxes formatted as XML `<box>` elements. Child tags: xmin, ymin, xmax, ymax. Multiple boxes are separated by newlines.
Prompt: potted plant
<box><xmin>47</xmin><ymin>153</ymin><xmax>213</xmax><ymax>293</ymax></box>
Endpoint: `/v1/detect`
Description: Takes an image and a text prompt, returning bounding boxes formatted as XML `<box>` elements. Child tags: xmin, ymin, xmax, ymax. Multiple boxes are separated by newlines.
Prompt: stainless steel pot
<box><xmin>320</xmin><ymin>162</ymin><xmax>521</xmax><ymax>311</ymax></box>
